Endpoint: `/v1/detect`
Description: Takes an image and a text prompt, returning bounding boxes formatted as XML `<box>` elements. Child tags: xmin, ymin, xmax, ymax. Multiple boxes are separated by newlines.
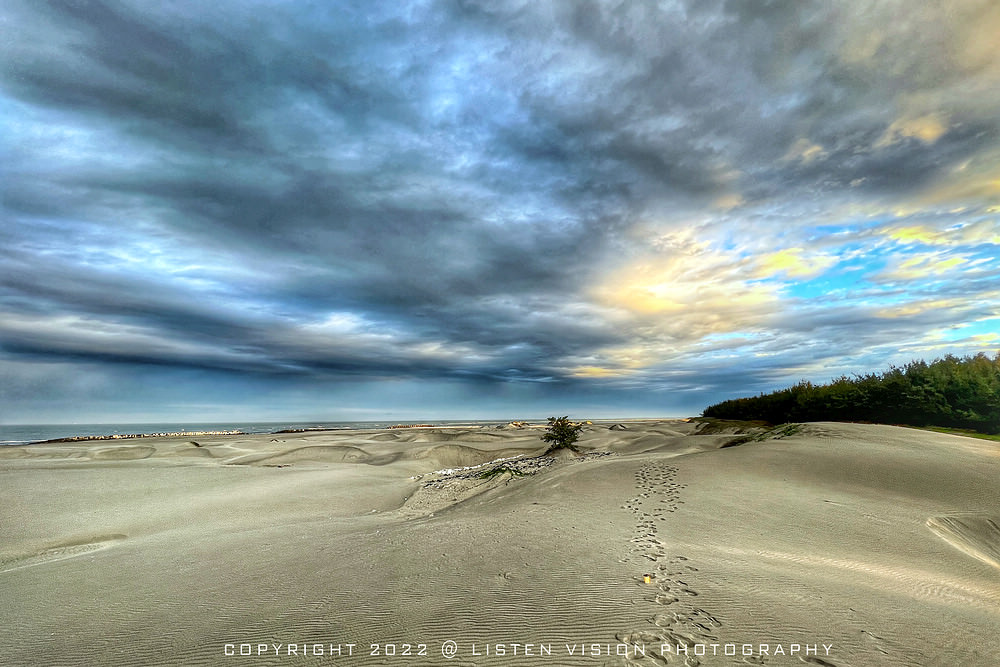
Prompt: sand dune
<box><xmin>247</xmin><ymin>445</ymin><xmax>398</xmax><ymax>467</ymax></box>
<box><xmin>407</xmin><ymin>443</ymin><xmax>542</xmax><ymax>470</ymax></box>
<box><xmin>1</xmin><ymin>420</ymin><xmax>998</xmax><ymax>666</ymax></box>
<box><xmin>91</xmin><ymin>445</ymin><xmax>157</xmax><ymax>460</ymax></box>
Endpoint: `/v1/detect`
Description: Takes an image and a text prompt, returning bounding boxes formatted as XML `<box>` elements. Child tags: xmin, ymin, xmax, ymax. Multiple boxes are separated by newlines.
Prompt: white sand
<box><xmin>1</xmin><ymin>420</ymin><xmax>998</xmax><ymax>666</ymax></box>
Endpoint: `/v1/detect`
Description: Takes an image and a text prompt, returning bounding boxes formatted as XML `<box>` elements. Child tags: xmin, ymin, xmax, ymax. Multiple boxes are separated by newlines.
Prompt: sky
<box><xmin>2</xmin><ymin>0</ymin><xmax>1000</xmax><ymax>424</ymax></box>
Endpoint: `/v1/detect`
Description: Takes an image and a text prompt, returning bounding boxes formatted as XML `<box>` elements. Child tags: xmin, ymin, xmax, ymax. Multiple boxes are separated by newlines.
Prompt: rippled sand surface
<box><xmin>1</xmin><ymin>420</ymin><xmax>998</xmax><ymax>666</ymax></box>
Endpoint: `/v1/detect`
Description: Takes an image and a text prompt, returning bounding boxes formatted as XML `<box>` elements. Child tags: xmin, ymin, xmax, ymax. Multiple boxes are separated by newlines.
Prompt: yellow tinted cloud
<box><xmin>591</xmin><ymin>245</ymin><xmax>781</xmax><ymax>349</ymax></box>
<box><xmin>596</xmin><ymin>260</ymin><xmax>773</xmax><ymax>317</ymax></box>
<box><xmin>887</xmin><ymin>221</ymin><xmax>1000</xmax><ymax>246</ymax></box>
<box><xmin>713</xmin><ymin>193</ymin><xmax>744</xmax><ymax>210</ymax></box>
<box><xmin>783</xmin><ymin>138</ymin><xmax>827</xmax><ymax>164</ymax></box>
<box><xmin>878</xmin><ymin>253</ymin><xmax>967</xmax><ymax>282</ymax></box>
<box><xmin>875</xmin><ymin>113</ymin><xmax>949</xmax><ymax>148</ymax></box>
<box><xmin>752</xmin><ymin>248</ymin><xmax>837</xmax><ymax>279</ymax></box>
<box><xmin>610</xmin><ymin>284</ymin><xmax>686</xmax><ymax>315</ymax></box>
<box><xmin>903</xmin><ymin>255</ymin><xmax>964</xmax><ymax>273</ymax></box>
<box><xmin>888</xmin><ymin>225</ymin><xmax>941</xmax><ymax>244</ymax></box>
<box><xmin>570</xmin><ymin>365</ymin><xmax>632</xmax><ymax>378</ymax></box>
<box><xmin>876</xmin><ymin>298</ymin><xmax>965</xmax><ymax>319</ymax></box>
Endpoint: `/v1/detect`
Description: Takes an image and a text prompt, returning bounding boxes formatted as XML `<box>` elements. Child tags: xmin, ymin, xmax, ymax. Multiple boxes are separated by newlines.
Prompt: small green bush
<box><xmin>476</xmin><ymin>465</ymin><xmax>525</xmax><ymax>479</ymax></box>
<box><xmin>541</xmin><ymin>416</ymin><xmax>584</xmax><ymax>454</ymax></box>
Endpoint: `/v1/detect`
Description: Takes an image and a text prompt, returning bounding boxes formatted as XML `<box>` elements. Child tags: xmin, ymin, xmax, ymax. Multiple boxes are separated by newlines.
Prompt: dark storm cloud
<box><xmin>3</xmin><ymin>0</ymin><xmax>632</xmax><ymax>381</ymax></box>
<box><xmin>3</xmin><ymin>0</ymin><xmax>1000</xmax><ymax>421</ymax></box>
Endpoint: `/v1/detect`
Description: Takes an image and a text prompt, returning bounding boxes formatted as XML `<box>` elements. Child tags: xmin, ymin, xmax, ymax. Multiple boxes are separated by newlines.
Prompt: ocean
<box><xmin>0</xmin><ymin>419</ymin><xmax>524</xmax><ymax>446</ymax></box>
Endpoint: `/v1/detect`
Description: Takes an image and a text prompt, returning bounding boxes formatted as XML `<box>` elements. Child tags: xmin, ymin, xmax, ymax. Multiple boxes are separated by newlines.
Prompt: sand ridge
<box><xmin>926</xmin><ymin>514</ymin><xmax>1000</xmax><ymax>570</ymax></box>
<box><xmin>0</xmin><ymin>534</ymin><xmax>127</xmax><ymax>574</ymax></box>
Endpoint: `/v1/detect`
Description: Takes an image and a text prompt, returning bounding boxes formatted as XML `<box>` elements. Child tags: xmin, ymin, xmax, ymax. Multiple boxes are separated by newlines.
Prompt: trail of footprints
<box><xmin>613</xmin><ymin>463</ymin><xmax>755</xmax><ymax>667</ymax></box>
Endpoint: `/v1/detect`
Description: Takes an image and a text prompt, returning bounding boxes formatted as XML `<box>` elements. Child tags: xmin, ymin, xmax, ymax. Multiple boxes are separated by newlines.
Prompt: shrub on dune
<box><xmin>541</xmin><ymin>416</ymin><xmax>584</xmax><ymax>454</ymax></box>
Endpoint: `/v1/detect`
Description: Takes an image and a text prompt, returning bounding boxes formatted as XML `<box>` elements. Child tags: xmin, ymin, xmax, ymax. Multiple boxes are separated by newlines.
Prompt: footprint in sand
<box><xmin>652</xmin><ymin>594</ymin><xmax>680</xmax><ymax>606</ymax></box>
<box><xmin>615</xmin><ymin>463</ymin><xmax>724</xmax><ymax>666</ymax></box>
<box><xmin>800</xmin><ymin>658</ymin><xmax>839</xmax><ymax>667</ymax></box>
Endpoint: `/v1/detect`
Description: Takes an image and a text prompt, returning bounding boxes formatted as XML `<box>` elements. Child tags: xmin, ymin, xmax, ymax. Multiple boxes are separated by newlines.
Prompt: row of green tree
<box><xmin>702</xmin><ymin>353</ymin><xmax>1000</xmax><ymax>434</ymax></box>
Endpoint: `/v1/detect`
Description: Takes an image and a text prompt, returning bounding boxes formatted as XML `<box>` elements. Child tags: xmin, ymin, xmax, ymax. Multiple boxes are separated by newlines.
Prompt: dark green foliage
<box><xmin>541</xmin><ymin>416</ymin><xmax>584</xmax><ymax>454</ymax></box>
<box><xmin>476</xmin><ymin>465</ymin><xmax>526</xmax><ymax>479</ymax></box>
<box><xmin>702</xmin><ymin>353</ymin><xmax>1000</xmax><ymax>434</ymax></box>
<box><xmin>692</xmin><ymin>417</ymin><xmax>773</xmax><ymax>432</ymax></box>
<box><xmin>720</xmin><ymin>423</ymin><xmax>804</xmax><ymax>448</ymax></box>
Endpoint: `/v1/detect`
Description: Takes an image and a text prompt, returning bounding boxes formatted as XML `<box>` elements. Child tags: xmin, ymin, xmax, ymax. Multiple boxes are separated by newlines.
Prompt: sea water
<box><xmin>0</xmin><ymin>420</ymin><xmax>527</xmax><ymax>446</ymax></box>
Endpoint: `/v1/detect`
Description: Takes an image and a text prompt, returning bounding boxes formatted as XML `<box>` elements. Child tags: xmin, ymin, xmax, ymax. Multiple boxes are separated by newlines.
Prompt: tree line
<box><xmin>702</xmin><ymin>353</ymin><xmax>1000</xmax><ymax>434</ymax></box>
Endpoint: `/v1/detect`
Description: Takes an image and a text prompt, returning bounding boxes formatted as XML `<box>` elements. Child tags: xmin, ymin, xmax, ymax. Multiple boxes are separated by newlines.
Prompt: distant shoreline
<box><xmin>27</xmin><ymin>425</ymin><xmax>486</xmax><ymax>445</ymax></box>
<box><xmin>24</xmin><ymin>422</ymin><xmax>513</xmax><ymax>445</ymax></box>
<box><xmin>30</xmin><ymin>430</ymin><xmax>249</xmax><ymax>444</ymax></box>
<box><xmin>19</xmin><ymin>418</ymin><xmax>676</xmax><ymax>446</ymax></box>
